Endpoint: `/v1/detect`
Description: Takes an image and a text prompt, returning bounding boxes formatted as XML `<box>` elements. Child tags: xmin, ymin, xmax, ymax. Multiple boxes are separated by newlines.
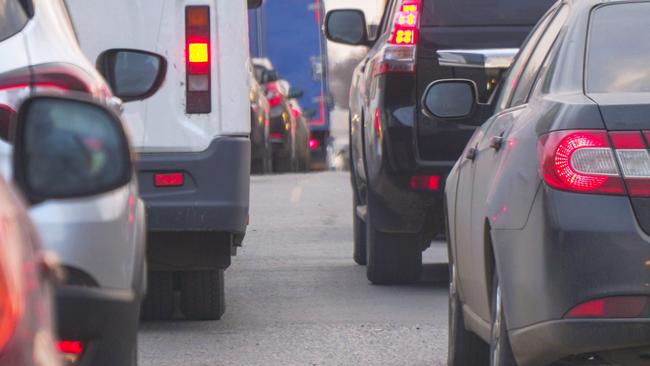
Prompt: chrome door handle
<box><xmin>490</xmin><ymin>135</ymin><xmax>504</xmax><ymax>150</ymax></box>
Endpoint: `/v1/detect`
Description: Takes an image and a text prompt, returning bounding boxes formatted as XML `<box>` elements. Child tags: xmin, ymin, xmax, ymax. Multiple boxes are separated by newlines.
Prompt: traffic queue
<box><xmin>0</xmin><ymin>0</ymin><xmax>649</xmax><ymax>365</ymax></box>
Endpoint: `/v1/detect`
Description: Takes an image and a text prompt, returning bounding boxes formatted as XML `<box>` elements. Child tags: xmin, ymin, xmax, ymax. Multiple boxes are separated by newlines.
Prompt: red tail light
<box><xmin>308</xmin><ymin>137</ymin><xmax>320</xmax><ymax>150</ymax></box>
<box><xmin>57</xmin><ymin>340</ymin><xmax>85</xmax><ymax>365</ymax></box>
<box><xmin>270</xmin><ymin>132</ymin><xmax>283</xmax><ymax>141</ymax></box>
<box><xmin>186</xmin><ymin>6</ymin><xmax>211</xmax><ymax>114</ymax></box>
<box><xmin>539</xmin><ymin>130</ymin><xmax>650</xmax><ymax>196</ymax></box>
<box><xmin>566</xmin><ymin>296</ymin><xmax>647</xmax><ymax>318</ymax></box>
<box><xmin>0</xmin><ymin>218</ymin><xmax>25</xmax><ymax>351</ymax></box>
<box><xmin>374</xmin><ymin>0</ymin><xmax>421</xmax><ymax>77</ymax></box>
<box><xmin>409</xmin><ymin>175</ymin><xmax>440</xmax><ymax>191</ymax></box>
<box><xmin>154</xmin><ymin>173</ymin><xmax>185</xmax><ymax>188</ymax></box>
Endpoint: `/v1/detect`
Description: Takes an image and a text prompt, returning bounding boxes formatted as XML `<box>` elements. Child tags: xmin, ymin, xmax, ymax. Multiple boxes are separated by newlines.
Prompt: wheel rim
<box><xmin>491</xmin><ymin>283</ymin><xmax>502</xmax><ymax>366</ymax></box>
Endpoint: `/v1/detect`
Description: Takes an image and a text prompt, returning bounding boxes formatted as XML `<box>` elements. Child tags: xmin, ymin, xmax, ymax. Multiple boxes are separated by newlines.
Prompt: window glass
<box><xmin>495</xmin><ymin>7</ymin><xmax>556</xmax><ymax>112</ymax></box>
<box><xmin>422</xmin><ymin>0</ymin><xmax>554</xmax><ymax>27</ymax></box>
<box><xmin>586</xmin><ymin>3</ymin><xmax>650</xmax><ymax>93</ymax></box>
<box><xmin>509</xmin><ymin>6</ymin><xmax>568</xmax><ymax>107</ymax></box>
<box><xmin>0</xmin><ymin>0</ymin><xmax>29</xmax><ymax>42</ymax></box>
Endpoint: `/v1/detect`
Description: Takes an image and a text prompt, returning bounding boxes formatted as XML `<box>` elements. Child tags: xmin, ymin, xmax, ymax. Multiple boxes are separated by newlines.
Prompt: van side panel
<box><xmin>66</xmin><ymin>0</ymin><xmax>251</xmax><ymax>153</ymax></box>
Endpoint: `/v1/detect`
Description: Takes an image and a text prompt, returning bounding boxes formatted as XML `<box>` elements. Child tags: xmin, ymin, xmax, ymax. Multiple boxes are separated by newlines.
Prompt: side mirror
<box><xmin>422</xmin><ymin>80</ymin><xmax>478</xmax><ymax>119</ymax></box>
<box><xmin>288</xmin><ymin>87</ymin><xmax>304</xmax><ymax>100</ymax></box>
<box><xmin>262</xmin><ymin>69</ymin><xmax>279</xmax><ymax>84</ymax></box>
<box><xmin>97</xmin><ymin>49</ymin><xmax>167</xmax><ymax>102</ymax></box>
<box><xmin>248</xmin><ymin>0</ymin><xmax>263</xmax><ymax>9</ymax></box>
<box><xmin>324</xmin><ymin>9</ymin><xmax>368</xmax><ymax>46</ymax></box>
<box><xmin>12</xmin><ymin>96</ymin><xmax>133</xmax><ymax>205</ymax></box>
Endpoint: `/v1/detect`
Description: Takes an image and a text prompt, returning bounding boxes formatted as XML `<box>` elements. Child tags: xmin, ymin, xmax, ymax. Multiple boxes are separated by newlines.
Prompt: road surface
<box><xmin>139</xmin><ymin>172</ymin><xmax>449</xmax><ymax>366</ymax></box>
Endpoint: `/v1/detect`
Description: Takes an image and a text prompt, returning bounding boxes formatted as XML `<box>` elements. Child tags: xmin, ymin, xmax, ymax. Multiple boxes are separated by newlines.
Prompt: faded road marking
<box><xmin>290</xmin><ymin>186</ymin><xmax>303</xmax><ymax>203</ymax></box>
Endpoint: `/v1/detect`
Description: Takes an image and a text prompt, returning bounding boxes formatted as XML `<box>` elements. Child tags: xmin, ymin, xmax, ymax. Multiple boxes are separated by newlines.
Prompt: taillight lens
<box><xmin>57</xmin><ymin>340</ymin><xmax>85</xmax><ymax>365</ymax></box>
<box><xmin>0</xmin><ymin>218</ymin><xmax>25</xmax><ymax>351</ymax></box>
<box><xmin>154</xmin><ymin>173</ymin><xmax>184</xmax><ymax>188</ymax></box>
<box><xmin>374</xmin><ymin>0</ymin><xmax>421</xmax><ymax>77</ymax></box>
<box><xmin>539</xmin><ymin>130</ymin><xmax>650</xmax><ymax>196</ymax></box>
<box><xmin>308</xmin><ymin>137</ymin><xmax>320</xmax><ymax>150</ymax></box>
<box><xmin>566</xmin><ymin>296</ymin><xmax>648</xmax><ymax>318</ymax></box>
<box><xmin>186</xmin><ymin>6</ymin><xmax>211</xmax><ymax>114</ymax></box>
<box><xmin>409</xmin><ymin>175</ymin><xmax>440</xmax><ymax>191</ymax></box>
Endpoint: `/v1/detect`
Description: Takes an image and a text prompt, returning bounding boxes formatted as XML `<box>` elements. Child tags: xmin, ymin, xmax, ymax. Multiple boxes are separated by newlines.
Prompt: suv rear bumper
<box><xmin>136</xmin><ymin>136</ymin><xmax>250</xmax><ymax>233</ymax></box>
<box><xmin>56</xmin><ymin>285</ymin><xmax>139</xmax><ymax>366</ymax></box>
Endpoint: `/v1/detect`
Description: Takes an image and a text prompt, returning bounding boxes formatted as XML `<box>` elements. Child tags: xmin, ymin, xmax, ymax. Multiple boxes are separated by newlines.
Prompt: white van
<box><xmin>65</xmin><ymin>0</ymin><xmax>262</xmax><ymax>320</ymax></box>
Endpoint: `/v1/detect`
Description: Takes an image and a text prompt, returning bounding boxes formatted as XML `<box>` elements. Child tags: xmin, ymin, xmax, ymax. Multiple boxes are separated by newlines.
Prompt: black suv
<box><xmin>324</xmin><ymin>0</ymin><xmax>554</xmax><ymax>284</ymax></box>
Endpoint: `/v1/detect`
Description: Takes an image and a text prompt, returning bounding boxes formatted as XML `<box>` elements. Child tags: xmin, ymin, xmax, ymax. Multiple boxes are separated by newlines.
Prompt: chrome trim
<box><xmin>437</xmin><ymin>48</ymin><xmax>519</xmax><ymax>69</ymax></box>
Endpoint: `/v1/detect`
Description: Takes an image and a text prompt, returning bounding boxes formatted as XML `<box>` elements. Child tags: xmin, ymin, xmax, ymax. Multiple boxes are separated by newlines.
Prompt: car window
<box><xmin>586</xmin><ymin>3</ymin><xmax>650</xmax><ymax>93</ymax></box>
<box><xmin>0</xmin><ymin>0</ymin><xmax>30</xmax><ymax>42</ymax></box>
<box><xmin>509</xmin><ymin>5</ymin><xmax>568</xmax><ymax>107</ymax></box>
<box><xmin>422</xmin><ymin>0</ymin><xmax>554</xmax><ymax>27</ymax></box>
<box><xmin>495</xmin><ymin>6</ymin><xmax>557</xmax><ymax>112</ymax></box>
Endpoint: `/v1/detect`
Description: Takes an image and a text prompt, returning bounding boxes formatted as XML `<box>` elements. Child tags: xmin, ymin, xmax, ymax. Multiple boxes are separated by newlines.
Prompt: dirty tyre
<box><xmin>490</xmin><ymin>273</ymin><xmax>517</xmax><ymax>366</ymax></box>
<box><xmin>179</xmin><ymin>270</ymin><xmax>225</xmax><ymax>321</ymax></box>
<box><xmin>366</xmin><ymin>213</ymin><xmax>422</xmax><ymax>284</ymax></box>
<box><xmin>448</xmin><ymin>262</ymin><xmax>488</xmax><ymax>365</ymax></box>
<box><xmin>141</xmin><ymin>271</ymin><xmax>174</xmax><ymax>321</ymax></box>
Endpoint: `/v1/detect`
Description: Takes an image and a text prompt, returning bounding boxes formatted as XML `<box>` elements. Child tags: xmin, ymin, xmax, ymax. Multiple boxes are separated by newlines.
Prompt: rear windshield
<box><xmin>422</xmin><ymin>0</ymin><xmax>554</xmax><ymax>27</ymax></box>
<box><xmin>586</xmin><ymin>3</ymin><xmax>650</xmax><ymax>93</ymax></box>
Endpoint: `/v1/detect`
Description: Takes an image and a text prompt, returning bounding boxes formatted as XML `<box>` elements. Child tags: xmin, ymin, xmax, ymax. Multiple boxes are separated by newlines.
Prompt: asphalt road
<box><xmin>139</xmin><ymin>172</ymin><xmax>450</xmax><ymax>366</ymax></box>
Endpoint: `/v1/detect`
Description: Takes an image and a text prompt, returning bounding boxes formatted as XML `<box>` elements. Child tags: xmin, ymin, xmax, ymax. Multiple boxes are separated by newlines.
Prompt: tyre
<box><xmin>448</xmin><ymin>262</ymin><xmax>489</xmax><ymax>366</ymax></box>
<box><xmin>366</xmin><ymin>211</ymin><xmax>422</xmax><ymax>284</ymax></box>
<box><xmin>352</xmin><ymin>191</ymin><xmax>367</xmax><ymax>265</ymax></box>
<box><xmin>490</xmin><ymin>272</ymin><xmax>517</xmax><ymax>366</ymax></box>
<box><xmin>141</xmin><ymin>271</ymin><xmax>175</xmax><ymax>321</ymax></box>
<box><xmin>179</xmin><ymin>270</ymin><xmax>225</xmax><ymax>321</ymax></box>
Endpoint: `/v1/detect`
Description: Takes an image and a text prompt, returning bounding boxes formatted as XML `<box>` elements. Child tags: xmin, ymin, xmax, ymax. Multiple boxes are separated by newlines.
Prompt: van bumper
<box><xmin>136</xmin><ymin>136</ymin><xmax>250</xmax><ymax>234</ymax></box>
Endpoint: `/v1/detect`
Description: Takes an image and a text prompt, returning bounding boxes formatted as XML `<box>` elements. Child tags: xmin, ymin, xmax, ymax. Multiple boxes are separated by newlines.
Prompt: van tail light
<box><xmin>0</xmin><ymin>218</ymin><xmax>25</xmax><ymax>352</ymax></box>
<box><xmin>185</xmin><ymin>6</ymin><xmax>211</xmax><ymax>114</ymax></box>
<box><xmin>374</xmin><ymin>0</ymin><xmax>421</xmax><ymax>77</ymax></box>
<box><xmin>566</xmin><ymin>296</ymin><xmax>648</xmax><ymax>318</ymax></box>
<box><xmin>266</xmin><ymin>83</ymin><xmax>283</xmax><ymax>108</ymax></box>
<box><xmin>308</xmin><ymin>136</ymin><xmax>320</xmax><ymax>150</ymax></box>
<box><xmin>0</xmin><ymin>64</ymin><xmax>100</xmax><ymax>141</ymax></box>
<box><xmin>154</xmin><ymin>173</ymin><xmax>184</xmax><ymax>187</ymax></box>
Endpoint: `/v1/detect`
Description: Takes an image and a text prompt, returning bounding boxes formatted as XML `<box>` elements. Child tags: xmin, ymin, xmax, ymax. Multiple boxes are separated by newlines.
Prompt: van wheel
<box><xmin>448</xmin><ymin>262</ymin><xmax>489</xmax><ymax>365</ymax></box>
<box><xmin>141</xmin><ymin>271</ymin><xmax>175</xmax><ymax>321</ymax></box>
<box><xmin>366</xmin><ymin>212</ymin><xmax>422</xmax><ymax>284</ymax></box>
<box><xmin>179</xmin><ymin>270</ymin><xmax>225</xmax><ymax>320</ymax></box>
<box><xmin>490</xmin><ymin>273</ymin><xmax>517</xmax><ymax>366</ymax></box>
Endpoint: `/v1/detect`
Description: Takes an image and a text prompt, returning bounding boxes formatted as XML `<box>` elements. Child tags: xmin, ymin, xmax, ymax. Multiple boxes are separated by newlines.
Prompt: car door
<box><xmin>463</xmin><ymin>5</ymin><xmax>569</xmax><ymax>321</ymax></box>
<box><xmin>453</xmin><ymin>4</ymin><xmax>555</xmax><ymax>312</ymax></box>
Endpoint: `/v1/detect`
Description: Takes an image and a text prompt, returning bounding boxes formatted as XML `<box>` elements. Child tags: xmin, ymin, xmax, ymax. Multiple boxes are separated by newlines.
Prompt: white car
<box><xmin>66</xmin><ymin>0</ymin><xmax>261</xmax><ymax>320</ymax></box>
<box><xmin>0</xmin><ymin>0</ymin><xmax>155</xmax><ymax>364</ymax></box>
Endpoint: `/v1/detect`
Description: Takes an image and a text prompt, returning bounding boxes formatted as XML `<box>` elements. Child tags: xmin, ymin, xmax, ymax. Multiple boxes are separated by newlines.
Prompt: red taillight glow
<box><xmin>539</xmin><ymin>130</ymin><xmax>625</xmax><ymax>194</ymax></box>
<box><xmin>0</xmin><ymin>217</ymin><xmax>24</xmax><ymax>351</ymax></box>
<box><xmin>185</xmin><ymin>6</ymin><xmax>211</xmax><ymax>113</ymax></box>
<box><xmin>154</xmin><ymin>173</ymin><xmax>184</xmax><ymax>188</ymax></box>
<box><xmin>566</xmin><ymin>296</ymin><xmax>647</xmax><ymax>318</ymax></box>
<box><xmin>539</xmin><ymin>130</ymin><xmax>650</xmax><ymax>196</ymax></box>
<box><xmin>409</xmin><ymin>175</ymin><xmax>440</xmax><ymax>191</ymax></box>
<box><xmin>308</xmin><ymin>137</ymin><xmax>320</xmax><ymax>150</ymax></box>
<box><xmin>388</xmin><ymin>1</ymin><xmax>421</xmax><ymax>46</ymax></box>
<box><xmin>374</xmin><ymin>0</ymin><xmax>420</xmax><ymax>77</ymax></box>
<box><xmin>270</xmin><ymin>132</ymin><xmax>283</xmax><ymax>141</ymax></box>
<box><xmin>57</xmin><ymin>341</ymin><xmax>84</xmax><ymax>355</ymax></box>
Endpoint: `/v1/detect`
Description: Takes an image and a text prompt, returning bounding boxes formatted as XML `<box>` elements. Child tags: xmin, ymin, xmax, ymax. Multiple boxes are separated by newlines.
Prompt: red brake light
<box><xmin>0</xmin><ymin>218</ymin><xmax>24</xmax><ymax>351</ymax></box>
<box><xmin>308</xmin><ymin>137</ymin><xmax>320</xmax><ymax>150</ymax></box>
<box><xmin>539</xmin><ymin>130</ymin><xmax>650</xmax><ymax>196</ymax></box>
<box><xmin>154</xmin><ymin>173</ymin><xmax>184</xmax><ymax>188</ymax></box>
<box><xmin>539</xmin><ymin>130</ymin><xmax>625</xmax><ymax>194</ymax></box>
<box><xmin>374</xmin><ymin>0</ymin><xmax>420</xmax><ymax>77</ymax></box>
<box><xmin>186</xmin><ymin>6</ymin><xmax>211</xmax><ymax>113</ymax></box>
<box><xmin>409</xmin><ymin>175</ymin><xmax>440</xmax><ymax>191</ymax></box>
<box><xmin>566</xmin><ymin>296</ymin><xmax>647</xmax><ymax>318</ymax></box>
<box><xmin>57</xmin><ymin>341</ymin><xmax>84</xmax><ymax>355</ymax></box>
